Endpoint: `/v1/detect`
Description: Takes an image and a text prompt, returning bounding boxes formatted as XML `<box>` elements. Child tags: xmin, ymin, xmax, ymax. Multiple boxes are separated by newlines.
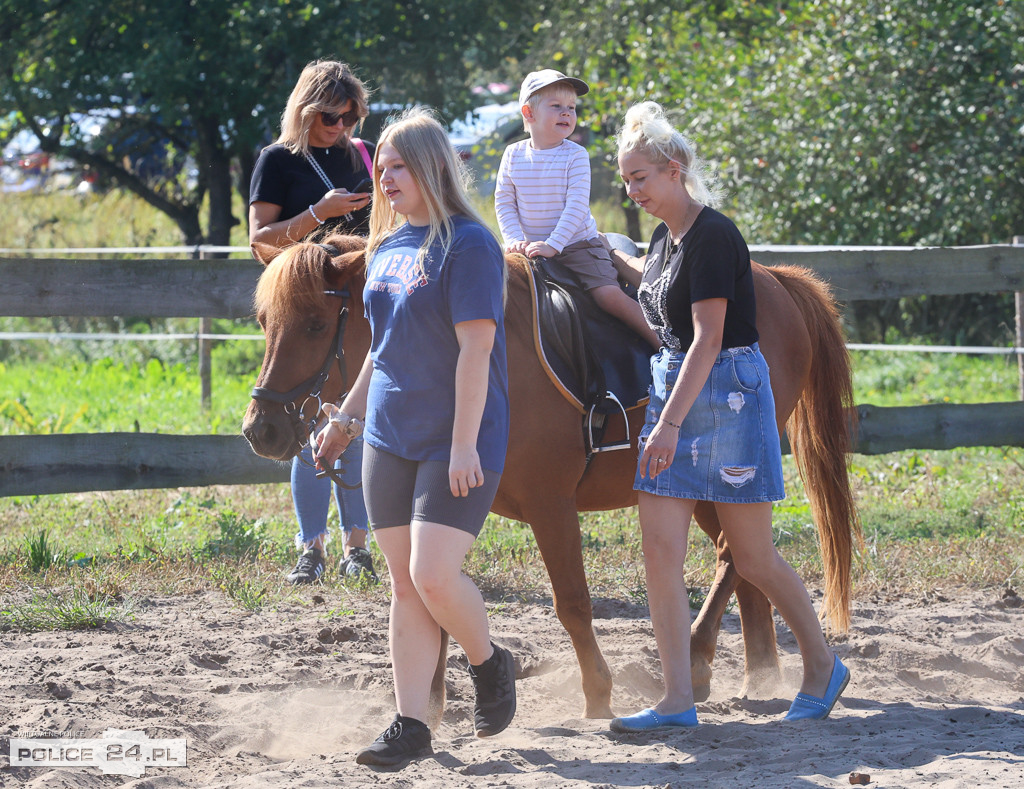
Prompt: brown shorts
<box><xmin>554</xmin><ymin>238</ymin><xmax>621</xmax><ymax>291</ymax></box>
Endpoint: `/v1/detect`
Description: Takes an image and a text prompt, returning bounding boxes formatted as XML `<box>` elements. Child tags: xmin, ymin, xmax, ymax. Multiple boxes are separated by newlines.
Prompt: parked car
<box><xmin>447</xmin><ymin>101</ymin><xmax>522</xmax><ymax>196</ymax></box>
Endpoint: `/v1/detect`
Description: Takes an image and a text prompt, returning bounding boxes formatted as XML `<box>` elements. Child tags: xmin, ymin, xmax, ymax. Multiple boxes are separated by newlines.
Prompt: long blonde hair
<box><xmin>276</xmin><ymin>60</ymin><xmax>370</xmax><ymax>157</ymax></box>
<box><xmin>366</xmin><ymin>107</ymin><xmax>497</xmax><ymax>268</ymax></box>
<box><xmin>616</xmin><ymin>101</ymin><xmax>720</xmax><ymax>207</ymax></box>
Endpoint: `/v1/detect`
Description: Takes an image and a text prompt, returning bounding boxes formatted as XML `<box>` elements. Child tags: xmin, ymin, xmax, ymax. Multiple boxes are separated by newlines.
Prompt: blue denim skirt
<box><xmin>634</xmin><ymin>344</ymin><xmax>786</xmax><ymax>503</ymax></box>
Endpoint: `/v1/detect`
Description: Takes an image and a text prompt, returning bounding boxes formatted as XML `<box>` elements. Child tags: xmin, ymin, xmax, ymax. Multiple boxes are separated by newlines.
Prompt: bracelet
<box><xmin>308</xmin><ymin>204</ymin><xmax>325</xmax><ymax>225</ymax></box>
<box><xmin>329</xmin><ymin>411</ymin><xmax>364</xmax><ymax>439</ymax></box>
<box><xmin>659</xmin><ymin>417</ymin><xmax>682</xmax><ymax>429</ymax></box>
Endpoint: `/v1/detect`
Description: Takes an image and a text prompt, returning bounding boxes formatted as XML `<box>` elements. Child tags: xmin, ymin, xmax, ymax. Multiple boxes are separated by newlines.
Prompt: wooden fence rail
<box><xmin>3</xmin><ymin>400</ymin><xmax>1024</xmax><ymax>497</ymax></box>
<box><xmin>2</xmin><ymin>245</ymin><xmax>1023</xmax><ymax>315</ymax></box>
<box><xmin>3</xmin><ymin>245</ymin><xmax>1024</xmax><ymax>497</ymax></box>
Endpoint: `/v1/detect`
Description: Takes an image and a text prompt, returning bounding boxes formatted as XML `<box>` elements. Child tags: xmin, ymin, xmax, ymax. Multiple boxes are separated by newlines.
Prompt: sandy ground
<box><xmin>1</xmin><ymin>586</ymin><xmax>1022</xmax><ymax>788</ymax></box>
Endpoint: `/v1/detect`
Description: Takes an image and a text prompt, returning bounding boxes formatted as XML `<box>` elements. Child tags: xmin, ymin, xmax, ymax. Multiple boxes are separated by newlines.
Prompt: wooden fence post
<box><xmin>1016</xmin><ymin>236</ymin><xmax>1024</xmax><ymax>401</ymax></box>
<box><xmin>196</xmin><ymin>247</ymin><xmax>212</xmax><ymax>411</ymax></box>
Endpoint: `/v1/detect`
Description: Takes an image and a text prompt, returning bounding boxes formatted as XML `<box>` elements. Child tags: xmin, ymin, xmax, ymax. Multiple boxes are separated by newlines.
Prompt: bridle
<box><xmin>249</xmin><ymin>273</ymin><xmax>359</xmax><ymax>490</ymax></box>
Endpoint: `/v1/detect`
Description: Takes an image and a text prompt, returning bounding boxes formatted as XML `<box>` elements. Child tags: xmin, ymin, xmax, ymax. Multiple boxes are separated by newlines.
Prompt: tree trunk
<box><xmin>39</xmin><ymin>141</ymin><xmax>204</xmax><ymax>246</ymax></box>
<box><xmin>237</xmin><ymin>146</ymin><xmax>257</xmax><ymax>239</ymax></box>
<box><xmin>196</xmin><ymin>116</ymin><xmax>237</xmax><ymax>247</ymax></box>
<box><xmin>176</xmin><ymin>214</ymin><xmax>205</xmax><ymax>247</ymax></box>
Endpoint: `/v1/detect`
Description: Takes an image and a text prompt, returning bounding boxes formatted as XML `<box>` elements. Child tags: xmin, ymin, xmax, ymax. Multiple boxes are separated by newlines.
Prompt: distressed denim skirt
<box><xmin>633</xmin><ymin>344</ymin><xmax>786</xmax><ymax>503</ymax></box>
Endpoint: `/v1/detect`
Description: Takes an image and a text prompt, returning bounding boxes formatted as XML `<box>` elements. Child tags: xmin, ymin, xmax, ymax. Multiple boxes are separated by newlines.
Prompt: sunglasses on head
<box><xmin>321</xmin><ymin>108</ymin><xmax>361</xmax><ymax>127</ymax></box>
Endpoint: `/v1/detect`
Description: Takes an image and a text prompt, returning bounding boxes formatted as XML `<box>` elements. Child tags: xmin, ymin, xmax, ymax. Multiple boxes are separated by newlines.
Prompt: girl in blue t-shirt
<box><xmin>314</xmin><ymin>108</ymin><xmax>515</xmax><ymax>768</ymax></box>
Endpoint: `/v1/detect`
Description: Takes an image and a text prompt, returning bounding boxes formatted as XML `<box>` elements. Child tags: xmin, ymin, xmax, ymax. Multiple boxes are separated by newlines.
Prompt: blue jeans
<box><xmin>291</xmin><ymin>439</ymin><xmax>368</xmax><ymax>549</ymax></box>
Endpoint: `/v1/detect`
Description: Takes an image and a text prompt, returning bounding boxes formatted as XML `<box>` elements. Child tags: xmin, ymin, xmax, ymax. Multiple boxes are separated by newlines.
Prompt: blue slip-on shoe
<box><xmin>610</xmin><ymin>706</ymin><xmax>698</xmax><ymax>732</ymax></box>
<box><xmin>782</xmin><ymin>654</ymin><xmax>850</xmax><ymax>721</ymax></box>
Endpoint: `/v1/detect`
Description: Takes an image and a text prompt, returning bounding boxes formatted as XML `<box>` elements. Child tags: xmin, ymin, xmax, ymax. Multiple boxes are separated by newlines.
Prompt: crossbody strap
<box><xmin>303</xmin><ymin>151</ymin><xmax>334</xmax><ymax>191</ymax></box>
<box><xmin>351</xmin><ymin>138</ymin><xmax>373</xmax><ymax>175</ymax></box>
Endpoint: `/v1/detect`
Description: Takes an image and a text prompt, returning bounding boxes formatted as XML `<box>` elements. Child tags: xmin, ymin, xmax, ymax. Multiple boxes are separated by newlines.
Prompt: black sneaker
<box><xmin>355</xmin><ymin>714</ymin><xmax>432</xmax><ymax>767</ymax></box>
<box><xmin>468</xmin><ymin>643</ymin><xmax>516</xmax><ymax>737</ymax></box>
<box><xmin>285</xmin><ymin>547</ymin><xmax>324</xmax><ymax>585</ymax></box>
<box><xmin>340</xmin><ymin>546</ymin><xmax>378</xmax><ymax>583</ymax></box>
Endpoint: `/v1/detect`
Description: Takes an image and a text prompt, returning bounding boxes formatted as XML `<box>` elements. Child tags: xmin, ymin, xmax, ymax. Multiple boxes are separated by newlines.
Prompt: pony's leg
<box><xmin>733</xmin><ymin>577</ymin><xmax>781</xmax><ymax>698</ymax></box>
<box><xmin>691</xmin><ymin>502</ymin><xmax>781</xmax><ymax>700</ymax></box>
<box><xmin>427</xmin><ymin>629</ymin><xmax>450</xmax><ymax>729</ymax></box>
<box><xmin>526</xmin><ymin>501</ymin><xmax>614</xmax><ymax>718</ymax></box>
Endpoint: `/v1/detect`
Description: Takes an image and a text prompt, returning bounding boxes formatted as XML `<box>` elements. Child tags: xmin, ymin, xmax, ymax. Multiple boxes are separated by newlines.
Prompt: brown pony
<box><xmin>242</xmin><ymin>234</ymin><xmax>859</xmax><ymax>719</ymax></box>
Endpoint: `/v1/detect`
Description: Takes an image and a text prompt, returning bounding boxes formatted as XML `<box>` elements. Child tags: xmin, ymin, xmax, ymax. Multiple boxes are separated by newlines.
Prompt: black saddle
<box><xmin>526</xmin><ymin>240</ymin><xmax>652</xmax><ymax>453</ymax></box>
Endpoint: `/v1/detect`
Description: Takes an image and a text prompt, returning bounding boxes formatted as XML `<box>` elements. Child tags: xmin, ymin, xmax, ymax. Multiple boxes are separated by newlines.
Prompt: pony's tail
<box><xmin>771</xmin><ymin>265</ymin><xmax>862</xmax><ymax>634</ymax></box>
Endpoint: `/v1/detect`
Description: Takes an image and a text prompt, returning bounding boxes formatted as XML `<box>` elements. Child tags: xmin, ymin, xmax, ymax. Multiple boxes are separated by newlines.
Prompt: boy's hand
<box><xmin>506</xmin><ymin>240</ymin><xmax>529</xmax><ymax>255</ymax></box>
<box><xmin>526</xmin><ymin>241</ymin><xmax>557</xmax><ymax>258</ymax></box>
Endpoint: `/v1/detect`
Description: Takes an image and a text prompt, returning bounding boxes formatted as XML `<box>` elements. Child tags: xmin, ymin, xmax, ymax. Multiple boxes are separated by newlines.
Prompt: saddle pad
<box><xmin>527</xmin><ymin>261</ymin><xmax>652</xmax><ymax>415</ymax></box>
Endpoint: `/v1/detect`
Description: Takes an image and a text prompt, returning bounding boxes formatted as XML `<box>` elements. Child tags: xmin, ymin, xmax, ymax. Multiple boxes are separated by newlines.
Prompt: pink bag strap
<box><xmin>351</xmin><ymin>138</ymin><xmax>373</xmax><ymax>175</ymax></box>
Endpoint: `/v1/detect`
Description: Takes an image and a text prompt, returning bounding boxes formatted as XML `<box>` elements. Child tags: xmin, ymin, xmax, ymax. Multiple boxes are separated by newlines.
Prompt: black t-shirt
<box><xmin>638</xmin><ymin>206</ymin><xmax>758</xmax><ymax>351</ymax></box>
<box><xmin>249</xmin><ymin>140</ymin><xmax>375</xmax><ymax>235</ymax></box>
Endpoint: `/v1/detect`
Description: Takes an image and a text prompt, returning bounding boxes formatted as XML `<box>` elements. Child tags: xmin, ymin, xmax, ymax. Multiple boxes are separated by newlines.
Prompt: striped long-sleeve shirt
<box><xmin>494</xmin><ymin>139</ymin><xmax>598</xmax><ymax>253</ymax></box>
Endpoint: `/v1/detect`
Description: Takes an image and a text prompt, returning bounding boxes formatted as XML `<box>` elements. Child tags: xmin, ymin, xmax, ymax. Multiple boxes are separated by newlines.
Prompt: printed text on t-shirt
<box><xmin>367</xmin><ymin>251</ymin><xmax>428</xmax><ymax>295</ymax></box>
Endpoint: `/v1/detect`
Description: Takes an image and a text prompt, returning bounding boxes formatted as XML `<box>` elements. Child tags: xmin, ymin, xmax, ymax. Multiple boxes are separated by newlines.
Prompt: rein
<box><xmin>250</xmin><ymin>285</ymin><xmax>360</xmax><ymax>490</ymax></box>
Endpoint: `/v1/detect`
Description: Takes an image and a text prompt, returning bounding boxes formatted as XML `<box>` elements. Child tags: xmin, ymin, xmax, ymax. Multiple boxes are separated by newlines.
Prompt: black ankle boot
<box><xmin>468</xmin><ymin>643</ymin><xmax>516</xmax><ymax>737</ymax></box>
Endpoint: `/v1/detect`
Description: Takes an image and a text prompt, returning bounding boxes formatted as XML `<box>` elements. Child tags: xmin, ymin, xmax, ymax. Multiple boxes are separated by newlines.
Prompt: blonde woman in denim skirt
<box><xmin>604</xmin><ymin>101</ymin><xmax>849</xmax><ymax>732</ymax></box>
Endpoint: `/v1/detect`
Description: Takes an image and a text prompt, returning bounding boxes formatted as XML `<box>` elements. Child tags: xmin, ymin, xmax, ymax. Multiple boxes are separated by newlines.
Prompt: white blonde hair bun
<box><xmin>617</xmin><ymin>101</ymin><xmax>720</xmax><ymax>206</ymax></box>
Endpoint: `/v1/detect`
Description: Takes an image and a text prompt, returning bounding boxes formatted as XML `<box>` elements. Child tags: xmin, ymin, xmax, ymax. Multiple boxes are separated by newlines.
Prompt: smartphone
<box><xmin>352</xmin><ymin>177</ymin><xmax>374</xmax><ymax>194</ymax></box>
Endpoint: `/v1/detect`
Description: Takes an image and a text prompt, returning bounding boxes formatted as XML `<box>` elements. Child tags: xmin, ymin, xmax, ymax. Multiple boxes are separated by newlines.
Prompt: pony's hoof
<box><xmin>691</xmin><ymin>657</ymin><xmax>713</xmax><ymax>702</ymax></box>
<box><xmin>739</xmin><ymin>666</ymin><xmax>783</xmax><ymax>700</ymax></box>
<box><xmin>583</xmin><ymin>702</ymin><xmax>615</xmax><ymax>719</ymax></box>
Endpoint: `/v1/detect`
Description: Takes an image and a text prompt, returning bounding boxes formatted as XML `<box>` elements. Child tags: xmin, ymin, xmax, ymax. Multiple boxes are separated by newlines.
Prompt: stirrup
<box><xmin>587</xmin><ymin>391</ymin><xmax>631</xmax><ymax>453</ymax></box>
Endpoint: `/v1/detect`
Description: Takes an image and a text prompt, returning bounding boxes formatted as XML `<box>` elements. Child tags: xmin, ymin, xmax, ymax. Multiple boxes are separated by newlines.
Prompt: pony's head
<box><xmin>242</xmin><ymin>234</ymin><xmax>372</xmax><ymax>461</ymax></box>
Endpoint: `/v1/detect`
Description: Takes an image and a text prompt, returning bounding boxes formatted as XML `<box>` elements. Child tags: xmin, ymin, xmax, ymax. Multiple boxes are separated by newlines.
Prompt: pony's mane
<box><xmin>253</xmin><ymin>234</ymin><xmax>366</xmax><ymax>325</ymax></box>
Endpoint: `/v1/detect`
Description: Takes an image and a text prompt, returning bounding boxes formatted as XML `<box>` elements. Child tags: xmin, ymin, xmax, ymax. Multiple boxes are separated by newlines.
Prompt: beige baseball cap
<box><xmin>518</xmin><ymin>69</ymin><xmax>590</xmax><ymax>106</ymax></box>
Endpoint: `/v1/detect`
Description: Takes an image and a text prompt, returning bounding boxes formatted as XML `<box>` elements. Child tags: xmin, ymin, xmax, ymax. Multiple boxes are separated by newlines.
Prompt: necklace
<box><xmin>671</xmin><ymin>200</ymin><xmax>703</xmax><ymax>247</ymax></box>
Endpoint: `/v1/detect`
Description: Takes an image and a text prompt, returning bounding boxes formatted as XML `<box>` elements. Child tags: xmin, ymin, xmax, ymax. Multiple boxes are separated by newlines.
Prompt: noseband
<box><xmin>250</xmin><ymin>284</ymin><xmax>359</xmax><ymax>490</ymax></box>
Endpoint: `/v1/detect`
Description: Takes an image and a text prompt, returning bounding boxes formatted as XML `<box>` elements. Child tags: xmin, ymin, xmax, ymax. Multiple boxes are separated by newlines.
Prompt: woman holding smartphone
<box><xmin>249</xmin><ymin>59</ymin><xmax>378</xmax><ymax>585</ymax></box>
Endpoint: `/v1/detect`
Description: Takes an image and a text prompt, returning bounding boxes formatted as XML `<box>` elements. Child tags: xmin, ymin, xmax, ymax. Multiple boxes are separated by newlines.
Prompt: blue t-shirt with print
<box><xmin>363</xmin><ymin>215</ymin><xmax>509</xmax><ymax>473</ymax></box>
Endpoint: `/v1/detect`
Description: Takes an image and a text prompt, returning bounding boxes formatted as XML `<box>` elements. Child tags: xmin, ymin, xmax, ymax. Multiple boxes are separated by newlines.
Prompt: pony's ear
<box><xmin>250</xmin><ymin>242</ymin><xmax>282</xmax><ymax>266</ymax></box>
<box><xmin>325</xmin><ymin>249</ymin><xmax>366</xmax><ymax>283</ymax></box>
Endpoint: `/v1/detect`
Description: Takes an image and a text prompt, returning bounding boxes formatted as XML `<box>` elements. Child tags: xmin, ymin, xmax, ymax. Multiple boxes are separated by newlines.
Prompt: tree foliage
<box><xmin>533</xmin><ymin>0</ymin><xmax>1023</xmax><ymax>247</ymax></box>
<box><xmin>0</xmin><ymin>0</ymin><xmax>531</xmax><ymax>244</ymax></box>
<box><xmin>2</xmin><ymin>1</ymin><xmax>1020</xmax><ymax>281</ymax></box>
<box><xmin>530</xmin><ymin>0</ymin><xmax>1023</xmax><ymax>342</ymax></box>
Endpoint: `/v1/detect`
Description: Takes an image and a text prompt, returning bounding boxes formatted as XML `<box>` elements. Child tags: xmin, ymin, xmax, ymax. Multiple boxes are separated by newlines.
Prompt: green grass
<box><xmin>0</xmin><ymin>442</ymin><xmax>1021</xmax><ymax>631</ymax></box>
<box><xmin>23</xmin><ymin>529</ymin><xmax>67</xmax><ymax>572</ymax></box>
<box><xmin>851</xmin><ymin>348</ymin><xmax>1019</xmax><ymax>406</ymax></box>
<box><xmin>0</xmin><ymin>188</ymin><xmax>250</xmax><ymax>250</ymax></box>
<box><xmin>1</xmin><ymin>587</ymin><xmax>137</xmax><ymax>632</ymax></box>
<box><xmin>209</xmin><ymin>563</ymin><xmax>275</xmax><ymax>612</ymax></box>
<box><xmin>1</xmin><ymin>327</ymin><xmax>1021</xmax><ymax>629</ymax></box>
<box><xmin>0</xmin><ymin>353</ymin><xmax>257</xmax><ymax>435</ymax></box>
<box><xmin>1</xmin><ymin>338</ymin><xmax>1017</xmax><ymax>437</ymax></box>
